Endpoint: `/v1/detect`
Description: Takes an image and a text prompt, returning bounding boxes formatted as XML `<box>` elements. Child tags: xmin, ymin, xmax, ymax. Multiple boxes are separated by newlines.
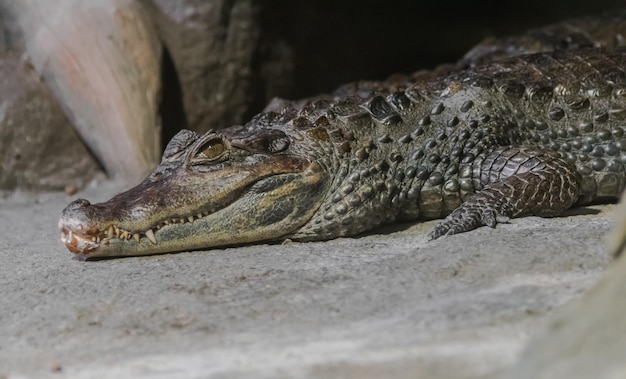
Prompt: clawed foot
<box><xmin>426</xmin><ymin>146</ymin><xmax>581</xmax><ymax>241</ymax></box>
<box><xmin>427</xmin><ymin>200</ymin><xmax>511</xmax><ymax>241</ymax></box>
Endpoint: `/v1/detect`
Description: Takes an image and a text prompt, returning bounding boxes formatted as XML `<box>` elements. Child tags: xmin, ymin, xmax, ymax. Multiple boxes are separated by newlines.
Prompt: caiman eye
<box><xmin>197</xmin><ymin>138</ymin><xmax>228</xmax><ymax>161</ymax></box>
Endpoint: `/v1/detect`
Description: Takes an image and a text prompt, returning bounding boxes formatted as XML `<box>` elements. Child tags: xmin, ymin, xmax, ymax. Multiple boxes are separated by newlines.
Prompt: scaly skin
<box><xmin>59</xmin><ymin>16</ymin><xmax>626</xmax><ymax>258</ymax></box>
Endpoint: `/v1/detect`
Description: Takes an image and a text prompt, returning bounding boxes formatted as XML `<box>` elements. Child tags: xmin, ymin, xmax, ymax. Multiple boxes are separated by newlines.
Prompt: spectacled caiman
<box><xmin>59</xmin><ymin>12</ymin><xmax>626</xmax><ymax>258</ymax></box>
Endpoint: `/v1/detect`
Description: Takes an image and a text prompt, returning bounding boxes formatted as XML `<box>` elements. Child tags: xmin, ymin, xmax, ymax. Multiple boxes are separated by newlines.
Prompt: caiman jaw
<box><xmin>59</xmin><ymin>199</ymin><xmax>217</xmax><ymax>255</ymax></box>
<box><xmin>59</xmin><ymin>123</ymin><xmax>333</xmax><ymax>259</ymax></box>
<box><xmin>58</xmin><ymin>158</ymin><xmax>327</xmax><ymax>259</ymax></box>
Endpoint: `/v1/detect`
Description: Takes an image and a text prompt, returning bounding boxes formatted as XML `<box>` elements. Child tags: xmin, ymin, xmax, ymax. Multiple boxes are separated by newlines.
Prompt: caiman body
<box><xmin>60</xmin><ymin>13</ymin><xmax>626</xmax><ymax>258</ymax></box>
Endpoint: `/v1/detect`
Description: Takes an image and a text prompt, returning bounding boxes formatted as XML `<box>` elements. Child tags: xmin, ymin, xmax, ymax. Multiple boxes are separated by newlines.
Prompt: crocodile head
<box><xmin>59</xmin><ymin>116</ymin><xmax>333</xmax><ymax>259</ymax></box>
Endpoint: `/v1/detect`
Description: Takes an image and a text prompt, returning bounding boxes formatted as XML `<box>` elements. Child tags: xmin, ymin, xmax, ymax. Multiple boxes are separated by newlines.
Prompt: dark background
<box><xmin>257</xmin><ymin>0</ymin><xmax>625</xmax><ymax>100</ymax></box>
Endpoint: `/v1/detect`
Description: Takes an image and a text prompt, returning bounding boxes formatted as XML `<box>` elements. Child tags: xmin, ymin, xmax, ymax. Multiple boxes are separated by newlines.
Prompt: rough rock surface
<box><xmin>148</xmin><ymin>0</ymin><xmax>258</xmax><ymax>137</ymax></box>
<box><xmin>148</xmin><ymin>0</ymin><xmax>295</xmax><ymax>139</ymax></box>
<box><xmin>506</xmin><ymin>193</ymin><xmax>626</xmax><ymax>379</ymax></box>
<box><xmin>0</xmin><ymin>14</ymin><xmax>100</xmax><ymax>190</ymax></box>
<box><xmin>4</xmin><ymin>0</ymin><xmax>162</xmax><ymax>185</ymax></box>
<box><xmin>0</xmin><ymin>181</ymin><xmax>616</xmax><ymax>378</ymax></box>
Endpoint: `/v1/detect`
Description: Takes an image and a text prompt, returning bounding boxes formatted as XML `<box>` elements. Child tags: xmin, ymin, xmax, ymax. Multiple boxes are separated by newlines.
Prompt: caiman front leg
<box><xmin>428</xmin><ymin>146</ymin><xmax>581</xmax><ymax>240</ymax></box>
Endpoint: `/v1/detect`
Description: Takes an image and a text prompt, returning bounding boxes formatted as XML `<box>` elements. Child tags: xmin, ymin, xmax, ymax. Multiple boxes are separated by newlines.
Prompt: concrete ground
<box><xmin>0</xmin><ymin>178</ymin><xmax>616</xmax><ymax>379</ymax></box>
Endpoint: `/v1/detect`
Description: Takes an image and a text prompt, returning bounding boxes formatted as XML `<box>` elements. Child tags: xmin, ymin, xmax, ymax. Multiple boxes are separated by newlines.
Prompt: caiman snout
<box><xmin>59</xmin><ymin>199</ymin><xmax>99</xmax><ymax>253</ymax></box>
<box><xmin>60</xmin><ymin>198</ymin><xmax>109</xmax><ymax>227</ymax></box>
<box><xmin>59</xmin><ymin>198</ymin><xmax>114</xmax><ymax>255</ymax></box>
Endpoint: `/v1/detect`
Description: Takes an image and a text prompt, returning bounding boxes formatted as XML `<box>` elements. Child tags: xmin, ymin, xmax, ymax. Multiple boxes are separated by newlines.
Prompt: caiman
<box><xmin>59</xmin><ymin>12</ymin><xmax>626</xmax><ymax>259</ymax></box>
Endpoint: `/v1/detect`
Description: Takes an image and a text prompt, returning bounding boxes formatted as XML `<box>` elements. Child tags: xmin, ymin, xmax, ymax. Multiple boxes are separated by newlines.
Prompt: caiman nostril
<box><xmin>61</xmin><ymin>199</ymin><xmax>93</xmax><ymax>220</ymax></box>
<box><xmin>68</xmin><ymin>199</ymin><xmax>91</xmax><ymax>209</ymax></box>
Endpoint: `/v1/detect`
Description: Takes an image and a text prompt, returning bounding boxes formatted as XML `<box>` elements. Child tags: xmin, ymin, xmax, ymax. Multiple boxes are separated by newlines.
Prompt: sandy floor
<box><xmin>0</xmin><ymin>179</ymin><xmax>616</xmax><ymax>379</ymax></box>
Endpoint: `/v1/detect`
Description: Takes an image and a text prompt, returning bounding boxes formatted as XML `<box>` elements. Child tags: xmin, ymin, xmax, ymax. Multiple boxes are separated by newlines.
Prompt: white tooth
<box><xmin>107</xmin><ymin>226</ymin><xmax>114</xmax><ymax>237</ymax></box>
<box><xmin>133</xmin><ymin>233</ymin><xmax>140</xmax><ymax>242</ymax></box>
<box><xmin>68</xmin><ymin>231</ymin><xmax>73</xmax><ymax>242</ymax></box>
<box><xmin>196</xmin><ymin>213</ymin><xmax>203</xmax><ymax>220</ymax></box>
<box><xmin>96</xmin><ymin>236</ymin><xmax>101</xmax><ymax>243</ymax></box>
<box><xmin>91</xmin><ymin>237</ymin><xmax>97</xmax><ymax>242</ymax></box>
<box><xmin>145</xmin><ymin>229</ymin><xmax>157</xmax><ymax>245</ymax></box>
<box><xmin>61</xmin><ymin>232</ymin><xmax>66</xmax><ymax>242</ymax></box>
<box><xmin>180</xmin><ymin>218</ymin><xmax>185</xmax><ymax>224</ymax></box>
<box><xmin>164</xmin><ymin>220</ymin><xmax>170</xmax><ymax>225</ymax></box>
<box><xmin>188</xmin><ymin>216</ymin><xmax>195</xmax><ymax>223</ymax></box>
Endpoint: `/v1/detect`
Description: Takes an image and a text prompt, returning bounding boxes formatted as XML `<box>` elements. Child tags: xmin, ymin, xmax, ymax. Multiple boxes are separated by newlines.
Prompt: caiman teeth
<box><xmin>62</xmin><ymin>209</ymin><xmax>216</xmax><ymax>249</ymax></box>
<box><xmin>145</xmin><ymin>229</ymin><xmax>157</xmax><ymax>244</ymax></box>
